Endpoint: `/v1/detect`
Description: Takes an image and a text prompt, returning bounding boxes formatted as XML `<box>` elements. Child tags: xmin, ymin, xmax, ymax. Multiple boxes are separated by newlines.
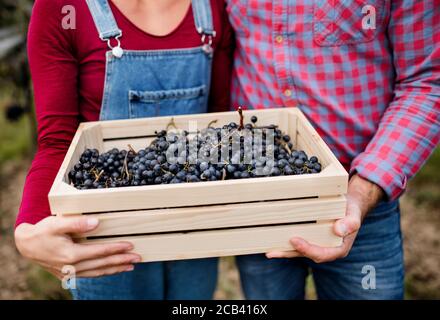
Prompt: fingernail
<box><xmin>290</xmin><ymin>238</ymin><xmax>301</xmax><ymax>248</ymax></box>
<box><xmin>336</xmin><ymin>223</ymin><xmax>347</xmax><ymax>236</ymax></box>
<box><xmin>131</xmin><ymin>257</ymin><xmax>141</xmax><ymax>263</ymax></box>
<box><xmin>120</xmin><ymin>242</ymin><xmax>134</xmax><ymax>250</ymax></box>
<box><xmin>125</xmin><ymin>243</ymin><xmax>134</xmax><ymax>250</ymax></box>
<box><xmin>87</xmin><ymin>218</ymin><xmax>99</xmax><ymax>229</ymax></box>
<box><xmin>126</xmin><ymin>265</ymin><xmax>135</xmax><ymax>272</ymax></box>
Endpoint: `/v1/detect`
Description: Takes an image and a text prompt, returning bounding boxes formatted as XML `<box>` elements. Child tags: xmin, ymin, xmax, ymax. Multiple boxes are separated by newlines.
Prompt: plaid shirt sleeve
<box><xmin>350</xmin><ymin>0</ymin><xmax>440</xmax><ymax>200</ymax></box>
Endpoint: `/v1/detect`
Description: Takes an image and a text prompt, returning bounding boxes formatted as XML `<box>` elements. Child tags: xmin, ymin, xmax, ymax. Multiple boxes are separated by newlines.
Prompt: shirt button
<box><xmin>275</xmin><ymin>35</ymin><xmax>283</xmax><ymax>43</ymax></box>
<box><xmin>284</xmin><ymin>89</ymin><xmax>292</xmax><ymax>97</ymax></box>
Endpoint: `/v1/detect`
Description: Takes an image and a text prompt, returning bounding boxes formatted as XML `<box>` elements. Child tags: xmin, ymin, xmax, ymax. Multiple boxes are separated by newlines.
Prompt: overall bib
<box><xmin>71</xmin><ymin>0</ymin><xmax>218</xmax><ymax>300</ymax></box>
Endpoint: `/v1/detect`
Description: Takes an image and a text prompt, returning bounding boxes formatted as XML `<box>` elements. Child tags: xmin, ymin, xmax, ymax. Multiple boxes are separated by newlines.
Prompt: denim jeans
<box><xmin>236</xmin><ymin>200</ymin><xmax>404</xmax><ymax>300</ymax></box>
<box><xmin>70</xmin><ymin>258</ymin><xmax>218</xmax><ymax>300</ymax></box>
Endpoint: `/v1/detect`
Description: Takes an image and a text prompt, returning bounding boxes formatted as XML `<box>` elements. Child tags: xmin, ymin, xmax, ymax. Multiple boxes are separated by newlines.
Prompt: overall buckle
<box><xmin>201</xmin><ymin>33</ymin><xmax>215</xmax><ymax>55</ymax></box>
<box><xmin>106</xmin><ymin>34</ymin><xmax>124</xmax><ymax>58</ymax></box>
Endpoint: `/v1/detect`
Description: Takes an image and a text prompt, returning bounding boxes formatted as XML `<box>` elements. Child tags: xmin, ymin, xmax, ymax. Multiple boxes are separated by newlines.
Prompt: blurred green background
<box><xmin>0</xmin><ymin>0</ymin><xmax>439</xmax><ymax>300</ymax></box>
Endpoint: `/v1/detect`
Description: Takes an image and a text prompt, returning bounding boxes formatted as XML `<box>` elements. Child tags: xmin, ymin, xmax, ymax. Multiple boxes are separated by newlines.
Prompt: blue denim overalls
<box><xmin>71</xmin><ymin>0</ymin><xmax>218</xmax><ymax>300</ymax></box>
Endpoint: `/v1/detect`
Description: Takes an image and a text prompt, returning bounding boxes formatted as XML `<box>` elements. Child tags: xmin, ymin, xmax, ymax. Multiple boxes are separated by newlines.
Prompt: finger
<box><xmin>76</xmin><ymin>264</ymin><xmax>135</xmax><ymax>278</ymax></box>
<box><xmin>73</xmin><ymin>253</ymin><xmax>141</xmax><ymax>273</ymax></box>
<box><xmin>47</xmin><ymin>216</ymin><xmax>100</xmax><ymax>235</ymax></box>
<box><xmin>334</xmin><ymin>215</ymin><xmax>361</xmax><ymax>237</ymax></box>
<box><xmin>290</xmin><ymin>237</ymin><xmax>347</xmax><ymax>263</ymax></box>
<box><xmin>68</xmin><ymin>242</ymin><xmax>134</xmax><ymax>263</ymax></box>
<box><xmin>266</xmin><ymin>250</ymin><xmax>302</xmax><ymax>259</ymax></box>
<box><xmin>334</xmin><ymin>202</ymin><xmax>362</xmax><ymax>237</ymax></box>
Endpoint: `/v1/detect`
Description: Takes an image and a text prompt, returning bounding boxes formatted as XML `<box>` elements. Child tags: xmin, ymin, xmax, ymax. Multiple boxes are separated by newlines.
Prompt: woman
<box><xmin>15</xmin><ymin>0</ymin><xmax>233</xmax><ymax>299</ymax></box>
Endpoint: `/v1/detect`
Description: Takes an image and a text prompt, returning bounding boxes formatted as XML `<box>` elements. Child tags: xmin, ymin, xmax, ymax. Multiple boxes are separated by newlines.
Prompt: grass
<box><xmin>407</xmin><ymin>147</ymin><xmax>440</xmax><ymax>209</ymax></box>
<box><xmin>0</xmin><ymin>95</ymin><xmax>32</xmax><ymax>167</ymax></box>
<box><xmin>26</xmin><ymin>267</ymin><xmax>71</xmax><ymax>300</ymax></box>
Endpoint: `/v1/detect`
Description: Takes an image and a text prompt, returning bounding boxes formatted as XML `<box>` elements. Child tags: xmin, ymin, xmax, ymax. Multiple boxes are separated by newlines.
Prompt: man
<box><xmin>226</xmin><ymin>0</ymin><xmax>439</xmax><ymax>299</ymax></box>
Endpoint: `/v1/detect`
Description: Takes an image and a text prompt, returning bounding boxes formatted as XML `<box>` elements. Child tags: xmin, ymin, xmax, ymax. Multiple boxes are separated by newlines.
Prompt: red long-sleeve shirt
<box><xmin>17</xmin><ymin>0</ymin><xmax>234</xmax><ymax>226</ymax></box>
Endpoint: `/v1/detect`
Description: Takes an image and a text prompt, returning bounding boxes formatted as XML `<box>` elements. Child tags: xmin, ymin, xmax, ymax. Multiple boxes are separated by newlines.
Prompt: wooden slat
<box><xmin>48</xmin><ymin>123</ymin><xmax>99</xmax><ymax>208</ymax></box>
<box><xmin>49</xmin><ymin>171</ymin><xmax>348</xmax><ymax>214</ymax></box>
<box><xmin>79</xmin><ymin>221</ymin><xmax>342</xmax><ymax>262</ymax></box>
<box><xmin>99</xmin><ymin>109</ymin><xmax>284</xmax><ymax>140</ymax></box>
<box><xmin>293</xmin><ymin>108</ymin><xmax>347</xmax><ymax>174</ymax></box>
<box><xmin>103</xmin><ymin>137</ymin><xmax>156</xmax><ymax>152</ymax></box>
<box><xmin>82</xmin><ymin>124</ymin><xmax>104</xmax><ymax>153</ymax></box>
<box><xmin>276</xmin><ymin>109</ymin><xmax>290</xmax><ymax>133</ymax></box>
<box><xmin>287</xmin><ymin>110</ymin><xmax>298</xmax><ymax>147</ymax></box>
<box><xmin>78</xmin><ymin>195</ymin><xmax>346</xmax><ymax>237</ymax></box>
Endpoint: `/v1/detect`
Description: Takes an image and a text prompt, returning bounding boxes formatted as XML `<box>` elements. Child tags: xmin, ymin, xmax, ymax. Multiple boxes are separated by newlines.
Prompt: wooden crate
<box><xmin>49</xmin><ymin>108</ymin><xmax>348</xmax><ymax>262</ymax></box>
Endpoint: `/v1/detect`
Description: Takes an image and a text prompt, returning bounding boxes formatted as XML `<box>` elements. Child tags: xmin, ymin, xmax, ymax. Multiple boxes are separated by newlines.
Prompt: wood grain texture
<box><xmin>49</xmin><ymin>123</ymin><xmax>104</xmax><ymax>209</ymax></box>
<box><xmin>99</xmin><ymin>109</ymin><xmax>285</xmax><ymax>140</ymax></box>
<box><xmin>79</xmin><ymin>221</ymin><xmax>342</xmax><ymax>262</ymax></box>
<box><xmin>103</xmin><ymin>137</ymin><xmax>156</xmax><ymax>152</ymax></box>
<box><xmin>50</xmin><ymin>171</ymin><xmax>347</xmax><ymax>214</ymax></box>
<box><xmin>78</xmin><ymin>195</ymin><xmax>346</xmax><ymax>237</ymax></box>
<box><xmin>293</xmin><ymin>108</ymin><xmax>347</xmax><ymax>173</ymax></box>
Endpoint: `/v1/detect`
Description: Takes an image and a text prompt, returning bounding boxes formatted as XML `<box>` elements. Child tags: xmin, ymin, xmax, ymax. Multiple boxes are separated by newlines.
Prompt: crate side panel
<box><xmin>295</xmin><ymin>109</ymin><xmax>347</xmax><ymax>175</ymax></box>
<box><xmin>48</xmin><ymin>124</ymin><xmax>101</xmax><ymax>213</ymax></box>
<box><xmin>79</xmin><ymin>195</ymin><xmax>346</xmax><ymax>237</ymax></box>
<box><xmin>103</xmin><ymin>137</ymin><xmax>156</xmax><ymax>152</ymax></box>
<box><xmin>50</xmin><ymin>172</ymin><xmax>349</xmax><ymax>214</ymax></box>
<box><xmin>80</xmin><ymin>221</ymin><xmax>342</xmax><ymax>262</ymax></box>
<box><xmin>99</xmin><ymin>109</ymin><xmax>285</xmax><ymax>140</ymax></box>
<box><xmin>286</xmin><ymin>110</ymin><xmax>298</xmax><ymax>147</ymax></box>
<box><xmin>296</xmin><ymin>124</ymin><xmax>332</xmax><ymax>168</ymax></box>
<box><xmin>82</xmin><ymin>124</ymin><xmax>104</xmax><ymax>153</ymax></box>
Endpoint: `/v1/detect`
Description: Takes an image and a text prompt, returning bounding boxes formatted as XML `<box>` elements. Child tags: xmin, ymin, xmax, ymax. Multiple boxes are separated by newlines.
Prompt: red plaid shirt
<box><xmin>227</xmin><ymin>0</ymin><xmax>440</xmax><ymax>200</ymax></box>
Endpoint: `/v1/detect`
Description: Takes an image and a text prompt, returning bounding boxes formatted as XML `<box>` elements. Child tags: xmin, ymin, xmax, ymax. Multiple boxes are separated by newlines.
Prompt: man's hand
<box><xmin>266</xmin><ymin>174</ymin><xmax>384</xmax><ymax>263</ymax></box>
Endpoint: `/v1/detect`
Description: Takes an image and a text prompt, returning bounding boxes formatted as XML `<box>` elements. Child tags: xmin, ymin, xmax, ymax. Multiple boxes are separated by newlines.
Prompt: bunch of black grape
<box><xmin>69</xmin><ymin>112</ymin><xmax>322</xmax><ymax>190</ymax></box>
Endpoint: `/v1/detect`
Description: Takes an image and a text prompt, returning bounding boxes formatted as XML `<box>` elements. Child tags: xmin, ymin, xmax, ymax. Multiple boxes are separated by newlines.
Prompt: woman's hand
<box><xmin>15</xmin><ymin>216</ymin><xmax>141</xmax><ymax>279</ymax></box>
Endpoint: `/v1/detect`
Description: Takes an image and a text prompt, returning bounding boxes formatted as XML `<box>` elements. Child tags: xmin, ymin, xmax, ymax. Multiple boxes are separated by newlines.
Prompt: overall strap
<box><xmin>86</xmin><ymin>0</ymin><xmax>122</xmax><ymax>40</ymax></box>
<box><xmin>192</xmin><ymin>0</ymin><xmax>216</xmax><ymax>37</ymax></box>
